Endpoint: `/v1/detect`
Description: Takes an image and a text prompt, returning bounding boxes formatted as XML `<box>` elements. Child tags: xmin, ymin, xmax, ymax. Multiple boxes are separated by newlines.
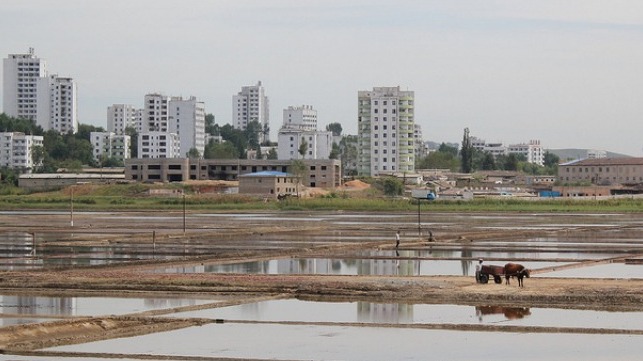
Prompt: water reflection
<box><xmin>475</xmin><ymin>306</ymin><xmax>532</xmax><ymax>322</ymax></box>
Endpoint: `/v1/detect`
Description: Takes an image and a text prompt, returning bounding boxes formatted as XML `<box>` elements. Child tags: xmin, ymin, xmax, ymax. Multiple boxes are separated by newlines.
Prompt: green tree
<box><xmin>481</xmin><ymin>152</ymin><xmax>496</xmax><ymax>170</ymax></box>
<box><xmin>438</xmin><ymin>143</ymin><xmax>458</xmax><ymax>157</ymax></box>
<box><xmin>329</xmin><ymin>142</ymin><xmax>340</xmax><ymax>159</ymax></box>
<box><xmin>77</xmin><ymin>124</ymin><xmax>105</xmax><ymax>141</ymax></box>
<box><xmin>267</xmin><ymin>148</ymin><xmax>278</xmax><ymax>160</ymax></box>
<box><xmin>289</xmin><ymin>159</ymin><xmax>307</xmax><ymax>197</ymax></box>
<box><xmin>416</xmin><ymin>151</ymin><xmax>459</xmax><ymax>171</ymax></box>
<box><xmin>325</xmin><ymin>122</ymin><xmax>343</xmax><ymax>136</ymax></box>
<box><xmin>460</xmin><ymin>128</ymin><xmax>473</xmax><ymax>173</ymax></box>
<box><xmin>125</xmin><ymin>126</ymin><xmax>138</xmax><ymax>158</ymax></box>
<box><xmin>205</xmin><ymin>113</ymin><xmax>216</xmax><ymax>135</ymax></box>
<box><xmin>204</xmin><ymin>141</ymin><xmax>239</xmax><ymax>159</ymax></box>
<box><xmin>298</xmin><ymin>137</ymin><xmax>308</xmax><ymax>159</ymax></box>
<box><xmin>244</xmin><ymin>120</ymin><xmax>262</xmax><ymax>149</ymax></box>
<box><xmin>504</xmin><ymin>153</ymin><xmax>519</xmax><ymax>171</ymax></box>
<box><xmin>0</xmin><ymin>113</ymin><xmax>43</xmax><ymax>134</ymax></box>
<box><xmin>374</xmin><ymin>177</ymin><xmax>404</xmax><ymax>197</ymax></box>
<box><xmin>187</xmin><ymin>147</ymin><xmax>201</xmax><ymax>159</ymax></box>
<box><xmin>339</xmin><ymin>135</ymin><xmax>358</xmax><ymax>177</ymax></box>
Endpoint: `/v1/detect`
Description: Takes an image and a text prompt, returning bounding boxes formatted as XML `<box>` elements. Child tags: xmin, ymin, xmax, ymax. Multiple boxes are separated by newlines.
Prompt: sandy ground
<box><xmin>0</xmin><ymin>210</ymin><xmax>642</xmax><ymax>354</ymax></box>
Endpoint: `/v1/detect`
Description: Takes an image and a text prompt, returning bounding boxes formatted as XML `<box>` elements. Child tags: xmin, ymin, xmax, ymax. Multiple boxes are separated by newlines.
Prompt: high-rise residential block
<box><xmin>91</xmin><ymin>131</ymin><xmax>131</xmax><ymax>163</ymax></box>
<box><xmin>168</xmin><ymin>96</ymin><xmax>205</xmax><ymax>157</ymax></box>
<box><xmin>357</xmin><ymin>86</ymin><xmax>415</xmax><ymax>176</ymax></box>
<box><xmin>232</xmin><ymin>81</ymin><xmax>269</xmax><ymax>143</ymax></box>
<box><xmin>138</xmin><ymin>131</ymin><xmax>181</xmax><ymax>159</ymax></box>
<box><xmin>0</xmin><ymin>132</ymin><xmax>44</xmax><ymax>171</ymax></box>
<box><xmin>282</xmin><ymin>105</ymin><xmax>317</xmax><ymax>131</ymax></box>
<box><xmin>107</xmin><ymin>104</ymin><xmax>140</xmax><ymax>135</ymax></box>
<box><xmin>2</xmin><ymin>48</ymin><xmax>47</xmax><ymax>121</ymax></box>
<box><xmin>36</xmin><ymin>75</ymin><xmax>78</xmax><ymax>134</ymax></box>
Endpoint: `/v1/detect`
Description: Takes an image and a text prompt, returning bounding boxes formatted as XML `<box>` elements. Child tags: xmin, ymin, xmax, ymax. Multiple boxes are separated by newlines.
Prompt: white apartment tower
<box><xmin>107</xmin><ymin>104</ymin><xmax>140</xmax><ymax>135</ymax></box>
<box><xmin>142</xmin><ymin>94</ymin><xmax>170</xmax><ymax>132</ymax></box>
<box><xmin>169</xmin><ymin>96</ymin><xmax>206</xmax><ymax>157</ymax></box>
<box><xmin>508</xmin><ymin>140</ymin><xmax>544</xmax><ymax>166</ymax></box>
<box><xmin>36</xmin><ymin>75</ymin><xmax>78</xmax><ymax>134</ymax></box>
<box><xmin>283</xmin><ymin>105</ymin><xmax>317</xmax><ymax>131</ymax></box>
<box><xmin>232</xmin><ymin>81</ymin><xmax>269</xmax><ymax>142</ymax></box>
<box><xmin>2</xmin><ymin>48</ymin><xmax>47</xmax><ymax>121</ymax></box>
<box><xmin>0</xmin><ymin>132</ymin><xmax>44</xmax><ymax>171</ymax></box>
<box><xmin>277</xmin><ymin>130</ymin><xmax>333</xmax><ymax>160</ymax></box>
<box><xmin>140</xmin><ymin>93</ymin><xmax>205</xmax><ymax>158</ymax></box>
<box><xmin>91</xmin><ymin>132</ymin><xmax>131</xmax><ymax>163</ymax></box>
<box><xmin>138</xmin><ymin>132</ymin><xmax>181</xmax><ymax>159</ymax></box>
<box><xmin>357</xmin><ymin>86</ymin><xmax>415</xmax><ymax>176</ymax></box>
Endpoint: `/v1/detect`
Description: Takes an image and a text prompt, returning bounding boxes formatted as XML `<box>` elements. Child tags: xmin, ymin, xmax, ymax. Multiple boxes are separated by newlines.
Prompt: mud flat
<box><xmin>0</xmin><ymin>210</ymin><xmax>641</xmax><ymax>357</ymax></box>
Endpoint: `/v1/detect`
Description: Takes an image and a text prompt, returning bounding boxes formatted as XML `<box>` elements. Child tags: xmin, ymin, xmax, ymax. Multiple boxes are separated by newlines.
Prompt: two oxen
<box><xmin>478</xmin><ymin>262</ymin><xmax>530</xmax><ymax>287</ymax></box>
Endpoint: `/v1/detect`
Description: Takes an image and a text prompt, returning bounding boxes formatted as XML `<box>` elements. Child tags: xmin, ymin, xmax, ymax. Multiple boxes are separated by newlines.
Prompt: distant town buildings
<box><xmin>558</xmin><ymin>157</ymin><xmax>643</xmax><ymax>185</ymax></box>
<box><xmin>232</xmin><ymin>81</ymin><xmax>269</xmax><ymax>143</ymax></box>
<box><xmin>36</xmin><ymin>74</ymin><xmax>77</xmax><ymax>134</ymax></box>
<box><xmin>138</xmin><ymin>131</ymin><xmax>181</xmax><ymax>159</ymax></box>
<box><xmin>2</xmin><ymin>48</ymin><xmax>47</xmax><ymax>122</ymax></box>
<box><xmin>90</xmin><ymin>132</ymin><xmax>131</xmax><ymax>163</ymax></box>
<box><xmin>3</xmin><ymin>48</ymin><xmax>77</xmax><ymax>134</ymax></box>
<box><xmin>107</xmin><ymin>104</ymin><xmax>139</xmax><ymax>135</ymax></box>
<box><xmin>357</xmin><ymin>86</ymin><xmax>415</xmax><ymax>176</ymax></box>
<box><xmin>277</xmin><ymin>105</ymin><xmax>332</xmax><ymax>160</ymax></box>
<box><xmin>0</xmin><ymin>132</ymin><xmax>43</xmax><ymax>171</ymax></box>
<box><xmin>471</xmin><ymin>137</ymin><xmax>544</xmax><ymax>166</ymax></box>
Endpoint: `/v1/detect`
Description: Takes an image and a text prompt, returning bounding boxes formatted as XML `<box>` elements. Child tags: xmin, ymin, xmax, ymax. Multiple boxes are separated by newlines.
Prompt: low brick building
<box><xmin>238</xmin><ymin>171</ymin><xmax>299</xmax><ymax>198</ymax></box>
<box><xmin>125</xmin><ymin>158</ymin><xmax>341</xmax><ymax>188</ymax></box>
<box><xmin>558</xmin><ymin>158</ymin><xmax>643</xmax><ymax>185</ymax></box>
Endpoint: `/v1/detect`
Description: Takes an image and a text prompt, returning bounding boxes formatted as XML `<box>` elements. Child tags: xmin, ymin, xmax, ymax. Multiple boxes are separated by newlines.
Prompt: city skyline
<box><xmin>1</xmin><ymin>0</ymin><xmax>642</xmax><ymax>156</ymax></box>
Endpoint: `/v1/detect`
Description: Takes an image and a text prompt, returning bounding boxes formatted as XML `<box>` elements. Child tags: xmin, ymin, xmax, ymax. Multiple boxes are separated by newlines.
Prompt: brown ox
<box><xmin>503</xmin><ymin>263</ymin><xmax>530</xmax><ymax>287</ymax></box>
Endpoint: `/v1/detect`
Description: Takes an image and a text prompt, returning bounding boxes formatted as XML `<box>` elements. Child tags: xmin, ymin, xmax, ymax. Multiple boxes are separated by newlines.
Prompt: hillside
<box><xmin>547</xmin><ymin>148</ymin><xmax>632</xmax><ymax>161</ymax></box>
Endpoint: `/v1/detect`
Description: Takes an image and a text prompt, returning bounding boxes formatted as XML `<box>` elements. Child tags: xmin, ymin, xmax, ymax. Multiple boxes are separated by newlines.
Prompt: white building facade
<box><xmin>232</xmin><ymin>81</ymin><xmax>269</xmax><ymax>142</ymax></box>
<box><xmin>107</xmin><ymin>104</ymin><xmax>140</xmax><ymax>135</ymax></box>
<box><xmin>138</xmin><ymin>131</ymin><xmax>181</xmax><ymax>159</ymax></box>
<box><xmin>277</xmin><ymin>130</ymin><xmax>333</xmax><ymax>160</ymax></box>
<box><xmin>0</xmin><ymin>132</ymin><xmax>44</xmax><ymax>171</ymax></box>
<box><xmin>91</xmin><ymin>131</ymin><xmax>131</xmax><ymax>163</ymax></box>
<box><xmin>282</xmin><ymin>105</ymin><xmax>317</xmax><ymax>131</ymax></box>
<box><xmin>36</xmin><ymin>75</ymin><xmax>78</xmax><ymax>134</ymax></box>
<box><xmin>168</xmin><ymin>96</ymin><xmax>205</xmax><ymax>157</ymax></box>
<box><xmin>2</xmin><ymin>48</ymin><xmax>47</xmax><ymax>122</ymax></box>
<box><xmin>507</xmin><ymin>140</ymin><xmax>544</xmax><ymax>166</ymax></box>
<box><xmin>142</xmin><ymin>94</ymin><xmax>170</xmax><ymax>132</ymax></box>
<box><xmin>357</xmin><ymin>86</ymin><xmax>415</xmax><ymax>176</ymax></box>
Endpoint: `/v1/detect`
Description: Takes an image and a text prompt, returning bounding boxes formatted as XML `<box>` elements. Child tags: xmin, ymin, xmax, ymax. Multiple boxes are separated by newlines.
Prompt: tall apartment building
<box><xmin>282</xmin><ymin>105</ymin><xmax>317</xmax><ymax>131</ymax></box>
<box><xmin>107</xmin><ymin>104</ymin><xmax>140</xmax><ymax>135</ymax></box>
<box><xmin>357</xmin><ymin>86</ymin><xmax>415</xmax><ymax>176</ymax></box>
<box><xmin>277</xmin><ymin>105</ymin><xmax>332</xmax><ymax>160</ymax></box>
<box><xmin>36</xmin><ymin>75</ymin><xmax>78</xmax><ymax>134</ymax></box>
<box><xmin>2</xmin><ymin>48</ymin><xmax>47</xmax><ymax>121</ymax></box>
<box><xmin>232</xmin><ymin>81</ymin><xmax>269</xmax><ymax>143</ymax></box>
<box><xmin>140</xmin><ymin>93</ymin><xmax>205</xmax><ymax>158</ymax></box>
<box><xmin>168</xmin><ymin>96</ymin><xmax>205</xmax><ymax>157</ymax></box>
<box><xmin>0</xmin><ymin>132</ymin><xmax>44</xmax><ymax>171</ymax></box>
<box><xmin>138</xmin><ymin>131</ymin><xmax>181</xmax><ymax>159</ymax></box>
<box><xmin>507</xmin><ymin>140</ymin><xmax>544</xmax><ymax>166</ymax></box>
<box><xmin>142</xmin><ymin>93</ymin><xmax>170</xmax><ymax>132</ymax></box>
<box><xmin>277</xmin><ymin>130</ymin><xmax>333</xmax><ymax>160</ymax></box>
<box><xmin>90</xmin><ymin>132</ymin><xmax>131</xmax><ymax>163</ymax></box>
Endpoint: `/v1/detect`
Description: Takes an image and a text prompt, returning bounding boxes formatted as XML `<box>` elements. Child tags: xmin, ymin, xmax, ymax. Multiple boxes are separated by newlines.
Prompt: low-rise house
<box><xmin>238</xmin><ymin>171</ymin><xmax>299</xmax><ymax>198</ymax></box>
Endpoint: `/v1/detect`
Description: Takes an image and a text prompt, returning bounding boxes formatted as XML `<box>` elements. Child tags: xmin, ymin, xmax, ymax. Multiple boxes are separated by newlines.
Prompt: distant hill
<box><xmin>548</xmin><ymin>149</ymin><xmax>632</xmax><ymax>162</ymax></box>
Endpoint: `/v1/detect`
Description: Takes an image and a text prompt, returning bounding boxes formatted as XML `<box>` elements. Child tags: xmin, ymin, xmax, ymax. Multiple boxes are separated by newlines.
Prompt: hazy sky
<box><xmin>2</xmin><ymin>0</ymin><xmax>642</xmax><ymax>156</ymax></box>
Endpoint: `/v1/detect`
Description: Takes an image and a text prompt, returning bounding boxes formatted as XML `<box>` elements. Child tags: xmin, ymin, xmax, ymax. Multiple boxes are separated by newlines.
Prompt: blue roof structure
<box><xmin>240</xmin><ymin>171</ymin><xmax>292</xmax><ymax>177</ymax></box>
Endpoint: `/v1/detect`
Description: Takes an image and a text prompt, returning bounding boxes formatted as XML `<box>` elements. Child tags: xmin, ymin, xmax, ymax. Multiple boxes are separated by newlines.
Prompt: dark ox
<box><xmin>503</xmin><ymin>263</ymin><xmax>530</xmax><ymax>287</ymax></box>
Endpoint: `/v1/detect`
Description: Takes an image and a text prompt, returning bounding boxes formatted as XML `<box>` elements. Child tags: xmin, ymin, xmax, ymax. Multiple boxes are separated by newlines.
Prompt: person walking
<box><xmin>395</xmin><ymin>230</ymin><xmax>401</xmax><ymax>248</ymax></box>
<box><xmin>475</xmin><ymin>258</ymin><xmax>484</xmax><ymax>283</ymax></box>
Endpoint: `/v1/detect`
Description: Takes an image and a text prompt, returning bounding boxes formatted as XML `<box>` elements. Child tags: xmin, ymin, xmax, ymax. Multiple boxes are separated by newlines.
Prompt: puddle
<box><xmin>156</xmin><ymin>258</ymin><xmax>640</xmax><ymax>278</ymax></box>
<box><xmin>47</xmin><ymin>322</ymin><xmax>643</xmax><ymax>361</ymax></box>
<box><xmin>0</xmin><ymin>295</ymin><xmax>217</xmax><ymax>317</ymax></box>
<box><xmin>167</xmin><ymin>299</ymin><xmax>643</xmax><ymax>330</ymax></box>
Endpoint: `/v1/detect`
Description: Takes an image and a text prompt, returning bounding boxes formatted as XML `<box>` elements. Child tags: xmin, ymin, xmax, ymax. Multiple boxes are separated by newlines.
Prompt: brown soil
<box><xmin>0</xmin><ymin>210</ymin><xmax>641</xmax><ymax>354</ymax></box>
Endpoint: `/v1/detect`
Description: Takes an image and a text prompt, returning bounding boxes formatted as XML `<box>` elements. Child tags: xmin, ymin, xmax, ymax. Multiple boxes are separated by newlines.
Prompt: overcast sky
<box><xmin>2</xmin><ymin>0</ymin><xmax>642</xmax><ymax>156</ymax></box>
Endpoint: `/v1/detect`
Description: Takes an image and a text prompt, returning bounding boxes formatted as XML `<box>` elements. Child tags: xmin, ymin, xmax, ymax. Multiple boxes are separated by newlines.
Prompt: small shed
<box><xmin>238</xmin><ymin>171</ymin><xmax>300</xmax><ymax>198</ymax></box>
